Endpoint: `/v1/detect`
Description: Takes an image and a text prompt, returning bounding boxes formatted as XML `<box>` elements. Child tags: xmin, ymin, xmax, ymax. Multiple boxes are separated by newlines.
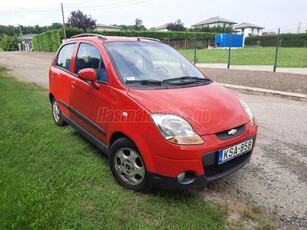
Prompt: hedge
<box><xmin>245</xmin><ymin>33</ymin><xmax>307</xmax><ymax>47</ymax></box>
<box><xmin>32</xmin><ymin>27</ymin><xmax>216</xmax><ymax>51</ymax></box>
<box><xmin>0</xmin><ymin>35</ymin><xmax>20</xmax><ymax>51</ymax></box>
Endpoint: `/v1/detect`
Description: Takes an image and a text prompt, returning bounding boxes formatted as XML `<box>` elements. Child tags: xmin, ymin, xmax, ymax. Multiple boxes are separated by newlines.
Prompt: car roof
<box><xmin>67</xmin><ymin>34</ymin><xmax>160</xmax><ymax>43</ymax></box>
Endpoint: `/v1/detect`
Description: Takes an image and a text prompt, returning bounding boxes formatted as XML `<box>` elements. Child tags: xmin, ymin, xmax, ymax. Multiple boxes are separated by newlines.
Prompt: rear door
<box><xmin>50</xmin><ymin>43</ymin><xmax>77</xmax><ymax>120</ymax></box>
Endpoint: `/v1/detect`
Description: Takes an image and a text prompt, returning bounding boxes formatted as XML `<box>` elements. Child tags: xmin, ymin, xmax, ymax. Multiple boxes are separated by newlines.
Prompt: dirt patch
<box><xmin>200</xmin><ymin>68</ymin><xmax>307</xmax><ymax>94</ymax></box>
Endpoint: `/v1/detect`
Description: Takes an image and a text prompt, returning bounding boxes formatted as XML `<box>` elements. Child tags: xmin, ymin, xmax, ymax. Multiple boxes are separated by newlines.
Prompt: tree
<box><xmin>0</xmin><ymin>35</ymin><xmax>20</xmax><ymax>51</ymax></box>
<box><xmin>166</xmin><ymin>19</ymin><xmax>186</xmax><ymax>31</ymax></box>
<box><xmin>67</xmin><ymin>10</ymin><xmax>96</xmax><ymax>31</ymax></box>
<box><xmin>134</xmin><ymin>18</ymin><xmax>145</xmax><ymax>31</ymax></box>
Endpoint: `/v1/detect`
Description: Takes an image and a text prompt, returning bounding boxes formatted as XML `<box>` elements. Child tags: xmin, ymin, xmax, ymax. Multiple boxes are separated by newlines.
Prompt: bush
<box><xmin>33</xmin><ymin>27</ymin><xmax>217</xmax><ymax>51</ymax></box>
<box><xmin>0</xmin><ymin>35</ymin><xmax>20</xmax><ymax>51</ymax></box>
<box><xmin>245</xmin><ymin>33</ymin><xmax>307</xmax><ymax>47</ymax></box>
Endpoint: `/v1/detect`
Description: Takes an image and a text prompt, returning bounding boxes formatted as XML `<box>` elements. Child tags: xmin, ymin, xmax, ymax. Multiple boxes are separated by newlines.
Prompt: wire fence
<box><xmin>162</xmin><ymin>32</ymin><xmax>307</xmax><ymax>71</ymax></box>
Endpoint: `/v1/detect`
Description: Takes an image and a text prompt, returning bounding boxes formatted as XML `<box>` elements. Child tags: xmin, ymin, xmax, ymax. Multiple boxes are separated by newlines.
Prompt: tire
<box><xmin>51</xmin><ymin>98</ymin><xmax>66</xmax><ymax>126</ymax></box>
<box><xmin>109</xmin><ymin>138</ymin><xmax>150</xmax><ymax>192</ymax></box>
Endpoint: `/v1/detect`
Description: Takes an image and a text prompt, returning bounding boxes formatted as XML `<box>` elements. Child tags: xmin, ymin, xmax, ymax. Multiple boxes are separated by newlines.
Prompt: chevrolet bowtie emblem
<box><xmin>228</xmin><ymin>129</ymin><xmax>237</xmax><ymax>135</ymax></box>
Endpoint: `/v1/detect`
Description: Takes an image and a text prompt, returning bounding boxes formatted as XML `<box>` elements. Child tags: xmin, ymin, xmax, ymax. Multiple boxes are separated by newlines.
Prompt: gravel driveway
<box><xmin>1</xmin><ymin>51</ymin><xmax>306</xmax><ymax>229</ymax></box>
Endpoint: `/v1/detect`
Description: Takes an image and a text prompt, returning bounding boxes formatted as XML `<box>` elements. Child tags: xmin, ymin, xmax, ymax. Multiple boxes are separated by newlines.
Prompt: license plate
<box><xmin>218</xmin><ymin>139</ymin><xmax>253</xmax><ymax>165</ymax></box>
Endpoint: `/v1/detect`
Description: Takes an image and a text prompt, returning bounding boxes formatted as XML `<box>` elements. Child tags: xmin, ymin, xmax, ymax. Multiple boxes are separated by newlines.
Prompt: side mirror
<box><xmin>78</xmin><ymin>68</ymin><xmax>100</xmax><ymax>89</ymax></box>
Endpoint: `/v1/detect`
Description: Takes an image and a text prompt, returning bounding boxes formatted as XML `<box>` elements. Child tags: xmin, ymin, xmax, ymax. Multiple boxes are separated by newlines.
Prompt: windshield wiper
<box><xmin>125</xmin><ymin>79</ymin><xmax>162</xmax><ymax>85</ymax></box>
<box><xmin>162</xmin><ymin>76</ymin><xmax>212</xmax><ymax>85</ymax></box>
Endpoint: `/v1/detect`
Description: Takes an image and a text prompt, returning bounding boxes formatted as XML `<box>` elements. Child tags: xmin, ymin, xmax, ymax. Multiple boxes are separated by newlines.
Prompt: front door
<box><xmin>68</xmin><ymin>42</ymin><xmax>111</xmax><ymax>144</ymax></box>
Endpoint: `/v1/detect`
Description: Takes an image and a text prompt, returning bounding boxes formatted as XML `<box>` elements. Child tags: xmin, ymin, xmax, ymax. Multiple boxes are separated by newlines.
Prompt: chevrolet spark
<box><xmin>49</xmin><ymin>34</ymin><xmax>258</xmax><ymax>191</ymax></box>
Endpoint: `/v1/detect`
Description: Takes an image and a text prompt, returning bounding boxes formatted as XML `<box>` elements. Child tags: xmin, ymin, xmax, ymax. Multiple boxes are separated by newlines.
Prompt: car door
<box><xmin>68</xmin><ymin>42</ymin><xmax>111</xmax><ymax>144</ymax></box>
<box><xmin>50</xmin><ymin>43</ymin><xmax>77</xmax><ymax>120</ymax></box>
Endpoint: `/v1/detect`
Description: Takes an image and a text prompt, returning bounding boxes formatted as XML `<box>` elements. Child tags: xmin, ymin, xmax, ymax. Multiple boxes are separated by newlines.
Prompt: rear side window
<box><xmin>56</xmin><ymin>43</ymin><xmax>75</xmax><ymax>71</ymax></box>
<box><xmin>75</xmin><ymin>43</ymin><xmax>107</xmax><ymax>82</ymax></box>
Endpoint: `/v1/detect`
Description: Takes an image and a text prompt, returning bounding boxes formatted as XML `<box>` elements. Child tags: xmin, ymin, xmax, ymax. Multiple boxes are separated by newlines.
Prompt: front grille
<box><xmin>216</xmin><ymin>124</ymin><xmax>246</xmax><ymax>140</ymax></box>
<box><xmin>203</xmin><ymin>151</ymin><xmax>251</xmax><ymax>178</ymax></box>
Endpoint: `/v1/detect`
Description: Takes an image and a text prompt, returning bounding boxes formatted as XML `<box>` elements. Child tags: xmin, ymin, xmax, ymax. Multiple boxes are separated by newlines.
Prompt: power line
<box><xmin>65</xmin><ymin>0</ymin><xmax>151</xmax><ymax>11</ymax></box>
<box><xmin>65</xmin><ymin>0</ymin><xmax>133</xmax><ymax>7</ymax></box>
<box><xmin>0</xmin><ymin>8</ymin><xmax>59</xmax><ymax>13</ymax></box>
<box><xmin>0</xmin><ymin>0</ymin><xmax>151</xmax><ymax>13</ymax></box>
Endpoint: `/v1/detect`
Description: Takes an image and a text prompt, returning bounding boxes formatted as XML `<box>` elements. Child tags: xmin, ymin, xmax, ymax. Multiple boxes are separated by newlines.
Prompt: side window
<box><xmin>75</xmin><ymin>43</ymin><xmax>107</xmax><ymax>82</ymax></box>
<box><xmin>56</xmin><ymin>43</ymin><xmax>75</xmax><ymax>71</ymax></box>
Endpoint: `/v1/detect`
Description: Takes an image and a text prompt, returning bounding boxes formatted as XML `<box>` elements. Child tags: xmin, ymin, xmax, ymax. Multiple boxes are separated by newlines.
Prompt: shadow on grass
<box><xmin>68</xmin><ymin>127</ymin><xmax>200</xmax><ymax>200</ymax></box>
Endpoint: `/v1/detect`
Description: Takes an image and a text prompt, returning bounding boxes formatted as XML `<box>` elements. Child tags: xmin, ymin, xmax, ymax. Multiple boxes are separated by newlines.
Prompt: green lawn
<box><xmin>0</xmin><ymin>67</ymin><xmax>226</xmax><ymax>229</ymax></box>
<box><xmin>179</xmin><ymin>47</ymin><xmax>307</xmax><ymax>67</ymax></box>
<box><xmin>0</xmin><ymin>67</ymin><xmax>276</xmax><ymax>230</ymax></box>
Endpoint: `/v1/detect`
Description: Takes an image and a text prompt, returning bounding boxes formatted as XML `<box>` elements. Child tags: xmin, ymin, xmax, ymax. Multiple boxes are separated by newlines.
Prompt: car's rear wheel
<box><xmin>52</xmin><ymin>98</ymin><xmax>66</xmax><ymax>126</ymax></box>
<box><xmin>109</xmin><ymin>138</ymin><xmax>150</xmax><ymax>192</ymax></box>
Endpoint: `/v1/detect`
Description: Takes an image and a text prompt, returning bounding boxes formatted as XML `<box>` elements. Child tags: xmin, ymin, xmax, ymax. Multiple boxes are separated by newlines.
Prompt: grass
<box><xmin>0</xmin><ymin>67</ymin><xmax>226</xmax><ymax>229</ymax></box>
<box><xmin>179</xmin><ymin>47</ymin><xmax>307</xmax><ymax>67</ymax></box>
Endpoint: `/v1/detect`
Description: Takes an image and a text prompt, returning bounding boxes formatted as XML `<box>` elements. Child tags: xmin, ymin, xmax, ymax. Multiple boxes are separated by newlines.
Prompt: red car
<box><xmin>49</xmin><ymin>34</ymin><xmax>258</xmax><ymax>191</ymax></box>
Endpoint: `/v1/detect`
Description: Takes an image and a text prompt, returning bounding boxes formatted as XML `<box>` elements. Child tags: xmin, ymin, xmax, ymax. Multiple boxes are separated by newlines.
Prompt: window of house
<box><xmin>55</xmin><ymin>43</ymin><xmax>75</xmax><ymax>72</ymax></box>
<box><xmin>75</xmin><ymin>43</ymin><xmax>107</xmax><ymax>82</ymax></box>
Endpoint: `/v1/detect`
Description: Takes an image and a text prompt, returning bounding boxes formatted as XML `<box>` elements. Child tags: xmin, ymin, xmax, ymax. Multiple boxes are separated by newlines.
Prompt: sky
<box><xmin>1</xmin><ymin>0</ymin><xmax>307</xmax><ymax>33</ymax></box>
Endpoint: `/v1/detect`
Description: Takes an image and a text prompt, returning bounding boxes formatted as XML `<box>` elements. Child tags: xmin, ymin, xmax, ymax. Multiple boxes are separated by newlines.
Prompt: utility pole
<box><xmin>297</xmin><ymin>21</ymin><xmax>301</xmax><ymax>34</ymax></box>
<box><xmin>61</xmin><ymin>3</ymin><xmax>67</xmax><ymax>40</ymax></box>
<box><xmin>18</xmin><ymin>24</ymin><xmax>23</xmax><ymax>36</ymax></box>
<box><xmin>273</xmin><ymin>28</ymin><xmax>280</xmax><ymax>72</ymax></box>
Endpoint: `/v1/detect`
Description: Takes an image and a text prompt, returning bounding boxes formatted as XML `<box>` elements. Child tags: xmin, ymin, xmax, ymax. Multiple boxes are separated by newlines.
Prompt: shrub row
<box><xmin>32</xmin><ymin>30</ymin><xmax>62</xmax><ymax>52</ymax></box>
<box><xmin>33</xmin><ymin>27</ymin><xmax>217</xmax><ymax>51</ymax></box>
<box><xmin>0</xmin><ymin>35</ymin><xmax>20</xmax><ymax>51</ymax></box>
<box><xmin>245</xmin><ymin>33</ymin><xmax>307</xmax><ymax>47</ymax></box>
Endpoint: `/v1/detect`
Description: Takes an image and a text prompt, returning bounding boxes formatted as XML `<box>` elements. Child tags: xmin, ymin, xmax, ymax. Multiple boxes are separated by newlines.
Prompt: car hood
<box><xmin>128</xmin><ymin>82</ymin><xmax>249</xmax><ymax>135</ymax></box>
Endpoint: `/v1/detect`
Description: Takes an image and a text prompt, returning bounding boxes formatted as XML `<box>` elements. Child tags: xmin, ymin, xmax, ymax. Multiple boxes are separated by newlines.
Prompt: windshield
<box><xmin>104</xmin><ymin>41</ymin><xmax>208</xmax><ymax>86</ymax></box>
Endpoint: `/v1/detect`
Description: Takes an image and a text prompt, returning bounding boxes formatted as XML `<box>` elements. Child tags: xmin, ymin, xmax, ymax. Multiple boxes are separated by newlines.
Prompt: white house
<box><xmin>18</xmin><ymin>33</ymin><xmax>37</xmax><ymax>51</ymax></box>
<box><xmin>234</xmin><ymin>22</ymin><xmax>264</xmax><ymax>37</ymax></box>
<box><xmin>151</xmin><ymin>24</ymin><xmax>169</xmax><ymax>32</ymax></box>
<box><xmin>96</xmin><ymin>24</ymin><xmax>122</xmax><ymax>31</ymax></box>
<box><xmin>192</xmin><ymin>16</ymin><xmax>237</xmax><ymax>28</ymax></box>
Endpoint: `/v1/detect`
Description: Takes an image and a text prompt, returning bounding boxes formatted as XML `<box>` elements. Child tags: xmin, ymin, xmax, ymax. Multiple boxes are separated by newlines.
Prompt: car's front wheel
<box><xmin>51</xmin><ymin>98</ymin><xmax>66</xmax><ymax>126</ymax></box>
<box><xmin>109</xmin><ymin>138</ymin><xmax>150</xmax><ymax>192</ymax></box>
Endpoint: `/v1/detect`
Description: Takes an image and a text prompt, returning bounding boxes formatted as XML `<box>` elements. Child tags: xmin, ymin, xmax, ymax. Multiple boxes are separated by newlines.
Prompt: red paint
<box><xmin>49</xmin><ymin>36</ymin><xmax>258</xmax><ymax>186</ymax></box>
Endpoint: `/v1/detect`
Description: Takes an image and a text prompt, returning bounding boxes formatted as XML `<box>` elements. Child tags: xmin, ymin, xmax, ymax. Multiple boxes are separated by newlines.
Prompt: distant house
<box><xmin>192</xmin><ymin>16</ymin><xmax>237</xmax><ymax>28</ymax></box>
<box><xmin>96</xmin><ymin>24</ymin><xmax>122</xmax><ymax>31</ymax></box>
<box><xmin>234</xmin><ymin>22</ymin><xmax>264</xmax><ymax>37</ymax></box>
<box><xmin>151</xmin><ymin>24</ymin><xmax>169</xmax><ymax>32</ymax></box>
<box><xmin>19</xmin><ymin>33</ymin><xmax>37</xmax><ymax>51</ymax></box>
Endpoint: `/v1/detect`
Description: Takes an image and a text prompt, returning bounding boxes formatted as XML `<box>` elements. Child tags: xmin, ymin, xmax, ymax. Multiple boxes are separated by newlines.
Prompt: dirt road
<box><xmin>1</xmin><ymin>51</ymin><xmax>306</xmax><ymax>229</ymax></box>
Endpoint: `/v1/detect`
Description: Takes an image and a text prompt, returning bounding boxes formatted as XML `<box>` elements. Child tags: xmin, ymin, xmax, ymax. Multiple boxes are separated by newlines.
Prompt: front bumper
<box><xmin>149</xmin><ymin>150</ymin><xmax>252</xmax><ymax>189</ymax></box>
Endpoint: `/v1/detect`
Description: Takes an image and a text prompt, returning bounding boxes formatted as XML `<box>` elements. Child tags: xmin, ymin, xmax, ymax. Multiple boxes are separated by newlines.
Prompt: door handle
<box><xmin>71</xmin><ymin>81</ymin><xmax>76</xmax><ymax>89</ymax></box>
<box><xmin>52</xmin><ymin>73</ymin><xmax>60</xmax><ymax>78</ymax></box>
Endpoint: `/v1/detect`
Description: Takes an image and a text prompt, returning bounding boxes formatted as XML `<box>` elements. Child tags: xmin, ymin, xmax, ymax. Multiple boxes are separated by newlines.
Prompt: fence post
<box><xmin>227</xmin><ymin>33</ymin><xmax>232</xmax><ymax>69</ymax></box>
<box><xmin>273</xmin><ymin>28</ymin><xmax>280</xmax><ymax>72</ymax></box>
<box><xmin>194</xmin><ymin>34</ymin><xmax>197</xmax><ymax>64</ymax></box>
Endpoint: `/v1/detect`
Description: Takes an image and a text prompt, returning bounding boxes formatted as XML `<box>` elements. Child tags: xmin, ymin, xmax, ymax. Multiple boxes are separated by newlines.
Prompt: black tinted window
<box><xmin>75</xmin><ymin>43</ymin><xmax>107</xmax><ymax>82</ymax></box>
<box><xmin>56</xmin><ymin>43</ymin><xmax>75</xmax><ymax>71</ymax></box>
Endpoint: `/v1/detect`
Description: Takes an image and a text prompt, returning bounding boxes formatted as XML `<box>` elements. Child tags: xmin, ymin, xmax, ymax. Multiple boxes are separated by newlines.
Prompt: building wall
<box><xmin>207</xmin><ymin>22</ymin><xmax>234</xmax><ymax>28</ymax></box>
<box><xmin>153</xmin><ymin>28</ymin><xmax>168</xmax><ymax>32</ymax></box>
<box><xmin>96</xmin><ymin>27</ymin><xmax>121</xmax><ymax>31</ymax></box>
<box><xmin>238</xmin><ymin>28</ymin><xmax>263</xmax><ymax>37</ymax></box>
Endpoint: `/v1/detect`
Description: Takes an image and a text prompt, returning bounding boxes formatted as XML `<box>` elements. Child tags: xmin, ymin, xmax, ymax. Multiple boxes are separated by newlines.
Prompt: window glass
<box><xmin>56</xmin><ymin>43</ymin><xmax>75</xmax><ymax>71</ymax></box>
<box><xmin>75</xmin><ymin>43</ymin><xmax>107</xmax><ymax>82</ymax></box>
<box><xmin>104</xmin><ymin>42</ymin><xmax>204</xmax><ymax>82</ymax></box>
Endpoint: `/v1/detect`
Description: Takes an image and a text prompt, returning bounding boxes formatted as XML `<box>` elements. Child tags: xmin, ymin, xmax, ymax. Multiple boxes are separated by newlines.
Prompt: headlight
<box><xmin>151</xmin><ymin>114</ymin><xmax>204</xmax><ymax>145</ymax></box>
<box><xmin>240</xmin><ymin>99</ymin><xmax>256</xmax><ymax>126</ymax></box>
